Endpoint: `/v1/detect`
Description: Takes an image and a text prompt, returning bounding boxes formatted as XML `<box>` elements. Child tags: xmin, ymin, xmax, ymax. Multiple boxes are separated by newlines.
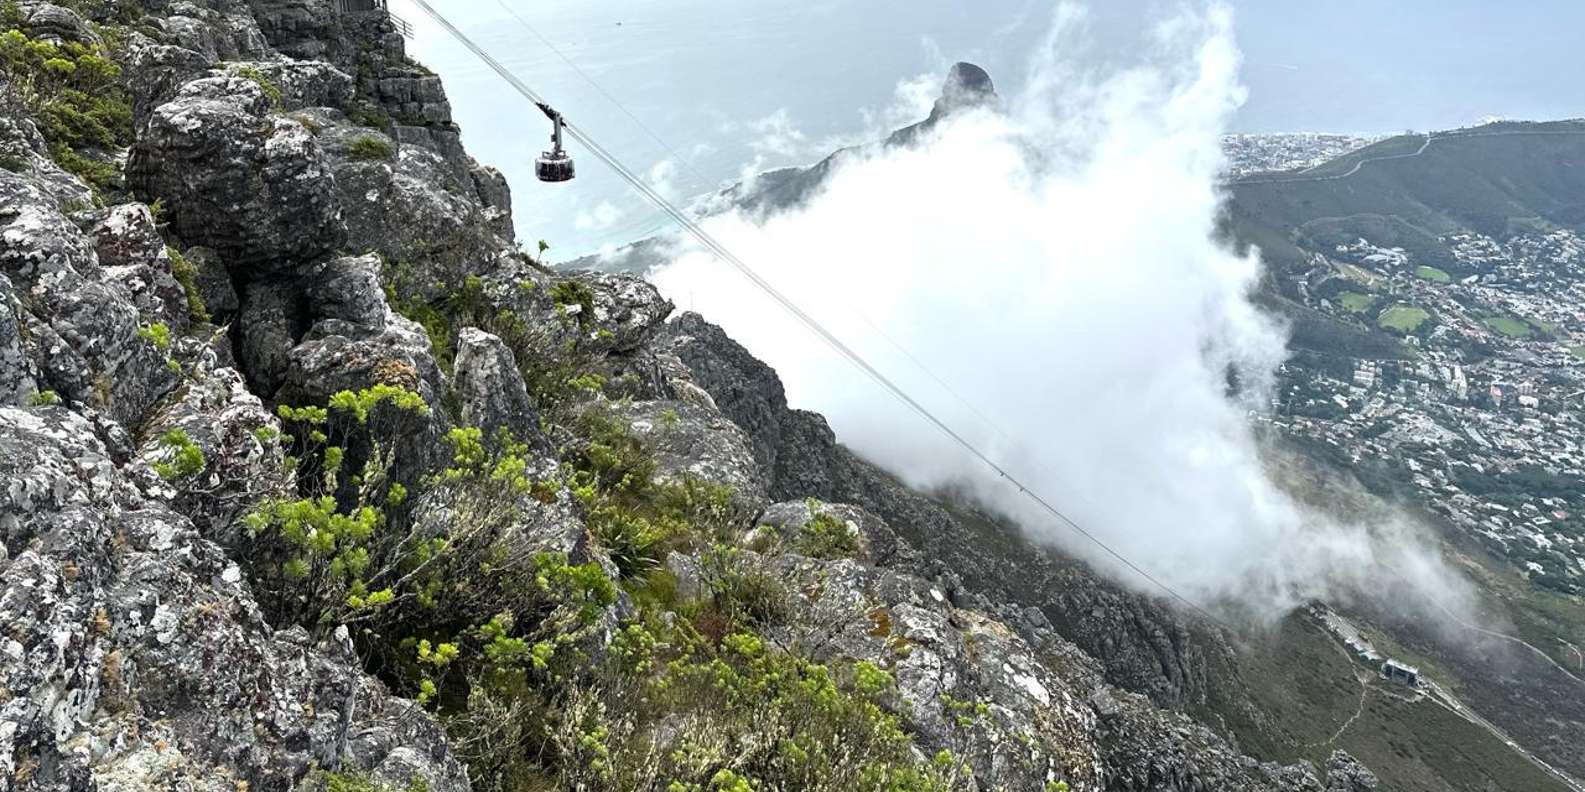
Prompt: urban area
<box><xmin>1227</xmin><ymin>136</ymin><xmax>1585</xmax><ymax>593</ymax></box>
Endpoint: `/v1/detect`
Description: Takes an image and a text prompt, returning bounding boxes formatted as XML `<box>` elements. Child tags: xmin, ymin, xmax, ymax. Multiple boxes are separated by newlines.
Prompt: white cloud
<box><xmin>652</xmin><ymin>2</ymin><xmax>1469</xmax><ymax>619</ymax></box>
<box><xmin>574</xmin><ymin>200</ymin><xmax>624</xmax><ymax>231</ymax></box>
<box><xmin>747</xmin><ymin>108</ymin><xmax>809</xmax><ymax>159</ymax></box>
<box><xmin>647</xmin><ymin>158</ymin><xmax>680</xmax><ymax>201</ymax></box>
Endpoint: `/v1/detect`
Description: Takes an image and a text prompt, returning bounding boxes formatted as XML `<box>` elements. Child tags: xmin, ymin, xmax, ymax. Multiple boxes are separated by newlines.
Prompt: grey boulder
<box><xmin>129</xmin><ymin>76</ymin><xmax>345</xmax><ymax>276</ymax></box>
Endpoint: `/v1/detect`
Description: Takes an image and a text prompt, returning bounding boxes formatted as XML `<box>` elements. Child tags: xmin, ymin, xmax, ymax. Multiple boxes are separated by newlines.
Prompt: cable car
<box><xmin>535</xmin><ymin>102</ymin><xmax>575</xmax><ymax>182</ymax></box>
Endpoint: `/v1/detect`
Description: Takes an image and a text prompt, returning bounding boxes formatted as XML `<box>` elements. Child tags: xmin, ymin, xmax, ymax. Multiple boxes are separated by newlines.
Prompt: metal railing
<box><xmin>389</xmin><ymin>12</ymin><xmax>414</xmax><ymax>38</ymax></box>
<box><xmin>333</xmin><ymin>0</ymin><xmax>413</xmax><ymax>39</ymax></box>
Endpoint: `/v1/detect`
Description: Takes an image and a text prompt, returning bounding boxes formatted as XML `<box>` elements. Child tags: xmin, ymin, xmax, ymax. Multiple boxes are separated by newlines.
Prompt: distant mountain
<box><xmin>567</xmin><ymin>62</ymin><xmax>998</xmax><ymax>273</ymax></box>
<box><xmin>1226</xmin><ymin>120</ymin><xmax>1585</xmax><ymax>274</ymax></box>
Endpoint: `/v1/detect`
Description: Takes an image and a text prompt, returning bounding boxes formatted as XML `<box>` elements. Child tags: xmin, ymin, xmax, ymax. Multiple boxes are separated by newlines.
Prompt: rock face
<box><xmin>452</xmin><ymin>327</ymin><xmax>540</xmax><ymax>444</ymax></box>
<box><xmin>886</xmin><ymin>61</ymin><xmax>999</xmax><ymax>148</ymax></box>
<box><xmin>765</xmin><ymin>549</ymin><xmax>1108</xmax><ymax>791</ymax></box>
<box><xmin>17</xmin><ymin>1</ymin><xmax>95</xmax><ymax>45</ymax></box>
<box><xmin>1</xmin><ymin>161</ymin><xmax>179</xmax><ymax>427</ymax></box>
<box><xmin>0</xmin><ymin>407</ymin><xmax>467</xmax><ymax>791</ymax></box>
<box><xmin>137</xmin><ymin>343</ymin><xmax>287</xmax><ymax>542</ymax></box>
<box><xmin>0</xmin><ymin>274</ymin><xmax>39</xmax><ymax>405</ymax></box>
<box><xmin>752</xmin><ymin>499</ymin><xmax>919</xmax><ymax>566</ymax></box>
<box><xmin>0</xmin><ymin>4</ymin><xmax>499</xmax><ymax>789</ymax></box>
<box><xmin>130</xmin><ymin>76</ymin><xmax>345</xmax><ymax>274</ymax></box>
<box><xmin>608</xmin><ymin>399</ymin><xmax>769</xmax><ymax>525</ymax></box>
<box><xmin>220</xmin><ymin>58</ymin><xmax>356</xmax><ymax>110</ymax></box>
<box><xmin>1324</xmin><ymin>751</ymin><xmax>1382</xmax><ymax>792</ymax></box>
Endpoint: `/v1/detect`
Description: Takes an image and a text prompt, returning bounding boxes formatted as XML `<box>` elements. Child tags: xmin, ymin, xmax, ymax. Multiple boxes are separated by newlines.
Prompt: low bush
<box><xmin>232</xmin><ymin>64</ymin><xmax>282</xmax><ymax>108</ymax></box>
<box><xmin>151</xmin><ymin>428</ymin><xmax>205</xmax><ymax>481</ymax></box>
<box><xmin>347</xmin><ymin>134</ymin><xmax>396</xmax><ymax>162</ymax></box>
<box><xmin>795</xmin><ymin>508</ymin><xmax>861</xmax><ymax>559</ymax></box>
<box><xmin>0</xmin><ymin>27</ymin><xmax>131</xmax><ymax>191</ymax></box>
<box><xmin>540</xmin><ymin>621</ymin><xmax>971</xmax><ymax>791</ymax></box>
<box><xmin>137</xmin><ymin>321</ymin><xmax>170</xmax><ymax>351</ymax></box>
<box><xmin>166</xmin><ymin>246</ymin><xmax>209</xmax><ymax>323</ymax></box>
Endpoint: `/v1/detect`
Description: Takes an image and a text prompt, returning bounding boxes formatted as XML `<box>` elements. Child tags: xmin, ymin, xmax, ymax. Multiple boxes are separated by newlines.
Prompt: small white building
<box><xmin>1382</xmin><ymin>659</ymin><xmax>1419</xmax><ymax>687</ymax></box>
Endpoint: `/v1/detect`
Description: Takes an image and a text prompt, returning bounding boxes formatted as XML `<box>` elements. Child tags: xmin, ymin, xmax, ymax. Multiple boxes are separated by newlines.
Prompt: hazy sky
<box><xmin>1230</xmin><ymin>0</ymin><xmax>1585</xmax><ymax>133</ymax></box>
<box><xmin>405</xmin><ymin>0</ymin><xmax>1585</xmax><ymax>134</ymax></box>
<box><xmin>398</xmin><ymin>0</ymin><xmax>1585</xmax><ymax>253</ymax></box>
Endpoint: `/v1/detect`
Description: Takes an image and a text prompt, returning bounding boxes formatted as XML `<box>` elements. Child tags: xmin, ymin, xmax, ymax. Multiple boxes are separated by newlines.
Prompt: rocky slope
<box><xmin>0</xmin><ymin>2</ymin><xmax>1381</xmax><ymax>790</ymax></box>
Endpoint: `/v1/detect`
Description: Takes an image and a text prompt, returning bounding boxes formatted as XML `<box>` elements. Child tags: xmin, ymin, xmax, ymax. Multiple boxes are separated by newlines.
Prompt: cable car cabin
<box><xmin>536</xmin><ymin>150</ymin><xmax>575</xmax><ymax>182</ymax></box>
<box><xmin>534</xmin><ymin>101</ymin><xmax>575</xmax><ymax>183</ymax></box>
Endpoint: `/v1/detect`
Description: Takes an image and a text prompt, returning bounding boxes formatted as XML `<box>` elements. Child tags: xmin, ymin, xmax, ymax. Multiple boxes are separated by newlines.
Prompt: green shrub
<box><xmin>346</xmin><ymin>101</ymin><xmax>391</xmax><ymax>129</ymax></box>
<box><xmin>568</xmin><ymin>410</ymin><xmax>656</xmax><ymax>500</ymax></box>
<box><xmin>246</xmin><ymin>385</ymin><xmax>434</xmax><ymax>629</ymax></box>
<box><xmin>389</xmin><ymin>294</ymin><xmax>454</xmax><ymax>367</ymax></box>
<box><xmin>327</xmin><ymin>382</ymin><xmax>429</xmax><ymax>423</ymax></box>
<box><xmin>564</xmin><ymin>412</ymin><xmax>747</xmax><ymax>583</ymax></box>
<box><xmin>251</xmin><ymin>385</ymin><xmax>623</xmax><ymax>712</ymax></box>
<box><xmin>346</xmin><ymin>134</ymin><xmax>395</xmax><ymax>162</ymax></box>
<box><xmin>232</xmin><ymin>64</ymin><xmax>282</xmax><ymax>108</ymax></box>
<box><xmin>27</xmin><ymin>389</ymin><xmax>61</xmax><ymax>406</ymax></box>
<box><xmin>229</xmin><ymin>245</ymin><xmax>978</xmax><ymax>791</ymax></box>
<box><xmin>588</xmin><ymin>504</ymin><xmax>669</xmax><ymax>580</ymax></box>
<box><xmin>289</xmin><ymin>112</ymin><xmax>324</xmax><ymax>135</ymax></box>
<box><xmin>698</xmin><ymin>545</ymin><xmax>789</xmax><ymax>630</ymax></box>
<box><xmin>311</xmin><ymin>771</ymin><xmax>430</xmax><ymax>792</ymax></box>
<box><xmin>137</xmin><ymin>321</ymin><xmax>170</xmax><ymax>351</ymax></box>
<box><xmin>550</xmin><ymin>279</ymin><xmax>595</xmax><ymax>319</ymax></box>
<box><xmin>152</xmin><ymin>428</ymin><xmax>204</xmax><ymax>481</ymax></box>
<box><xmin>556</xmin><ymin>624</ymin><xmax>967</xmax><ymax>791</ymax></box>
<box><xmin>166</xmin><ymin>246</ymin><xmax>209</xmax><ymax>323</ymax></box>
<box><xmin>0</xmin><ymin>28</ymin><xmax>132</xmax><ymax>191</ymax></box>
<box><xmin>382</xmin><ymin>254</ymin><xmax>607</xmax><ymax>412</ymax></box>
<box><xmin>565</xmin><ymin>372</ymin><xmax>606</xmax><ymax>394</ymax></box>
<box><xmin>794</xmin><ymin>510</ymin><xmax>861</xmax><ymax>560</ymax></box>
<box><xmin>321</xmin><ymin>773</ymin><xmax>382</xmax><ymax>792</ymax></box>
<box><xmin>653</xmin><ymin>477</ymin><xmax>740</xmax><ymax>542</ymax></box>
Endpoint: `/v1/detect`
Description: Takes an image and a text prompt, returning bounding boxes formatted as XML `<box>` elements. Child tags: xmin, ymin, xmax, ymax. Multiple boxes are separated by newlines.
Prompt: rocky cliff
<box><xmin>0</xmin><ymin>2</ymin><xmax>1380</xmax><ymax>790</ymax></box>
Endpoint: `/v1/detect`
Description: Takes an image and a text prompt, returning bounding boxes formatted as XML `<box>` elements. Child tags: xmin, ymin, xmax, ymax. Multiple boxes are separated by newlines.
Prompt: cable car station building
<box><xmin>1381</xmin><ymin>659</ymin><xmax>1420</xmax><ymax>687</ymax></box>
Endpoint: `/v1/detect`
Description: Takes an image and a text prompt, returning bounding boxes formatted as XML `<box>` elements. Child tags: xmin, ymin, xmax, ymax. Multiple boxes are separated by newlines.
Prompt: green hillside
<box><xmin>1229</xmin><ymin>121</ymin><xmax>1585</xmax><ymax>276</ymax></box>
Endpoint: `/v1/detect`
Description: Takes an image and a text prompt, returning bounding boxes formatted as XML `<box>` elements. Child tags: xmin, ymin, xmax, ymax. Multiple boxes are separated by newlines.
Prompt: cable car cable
<box><xmin>491</xmin><ymin>0</ymin><xmax>701</xmax><ymax>190</ymax></box>
<box><xmin>403</xmin><ymin>0</ymin><xmax>1234</xmax><ymax>633</ymax></box>
<box><xmin>488</xmin><ymin>0</ymin><xmax>1032</xmax><ymax>460</ymax></box>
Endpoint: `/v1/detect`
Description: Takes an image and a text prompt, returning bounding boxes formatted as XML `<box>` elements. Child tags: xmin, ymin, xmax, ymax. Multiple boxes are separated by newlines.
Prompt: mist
<box><xmin>645</xmin><ymin>3</ymin><xmax>1469</xmax><ymax>618</ymax></box>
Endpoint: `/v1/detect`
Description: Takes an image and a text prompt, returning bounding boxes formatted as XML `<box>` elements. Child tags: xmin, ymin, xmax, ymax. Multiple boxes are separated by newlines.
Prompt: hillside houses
<box><xmin>1271</xmin><ymin>230</ymin><xmax>1585</xmax><ymax>593</ymax></box>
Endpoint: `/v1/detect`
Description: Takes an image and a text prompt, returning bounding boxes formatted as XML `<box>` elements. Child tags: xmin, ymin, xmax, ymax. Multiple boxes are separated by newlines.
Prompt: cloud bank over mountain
<box><xmin>650</xmin><ymin>2</ymin><xmax>1467</xmax><ymax>617</ymax></box>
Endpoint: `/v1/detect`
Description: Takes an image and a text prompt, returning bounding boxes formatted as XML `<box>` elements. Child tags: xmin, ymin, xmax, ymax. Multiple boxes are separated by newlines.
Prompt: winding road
<box><xmin>1232</xmin><ymin>127</ymin><xmax>1585</xmax><ymax>186</ymax></box>
<box><xmin>1425</xmin><ymin>597</ymin><xmax>1585</xmax><ymax>686</ymax></box>
<box><xmin>1560</xmin><ymin>639</ymin><xmax>1584</xmax><ymax>672</ymax></box>
<box><xmin>1309</xmin><ymin>621</ymin><xmax>1373</xmax><ymax>748</ymax></box>
<box><xmin>1422</xmin><ymin>678</ymin><xmax>1585</xmax><ymax>792</ymax></box>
